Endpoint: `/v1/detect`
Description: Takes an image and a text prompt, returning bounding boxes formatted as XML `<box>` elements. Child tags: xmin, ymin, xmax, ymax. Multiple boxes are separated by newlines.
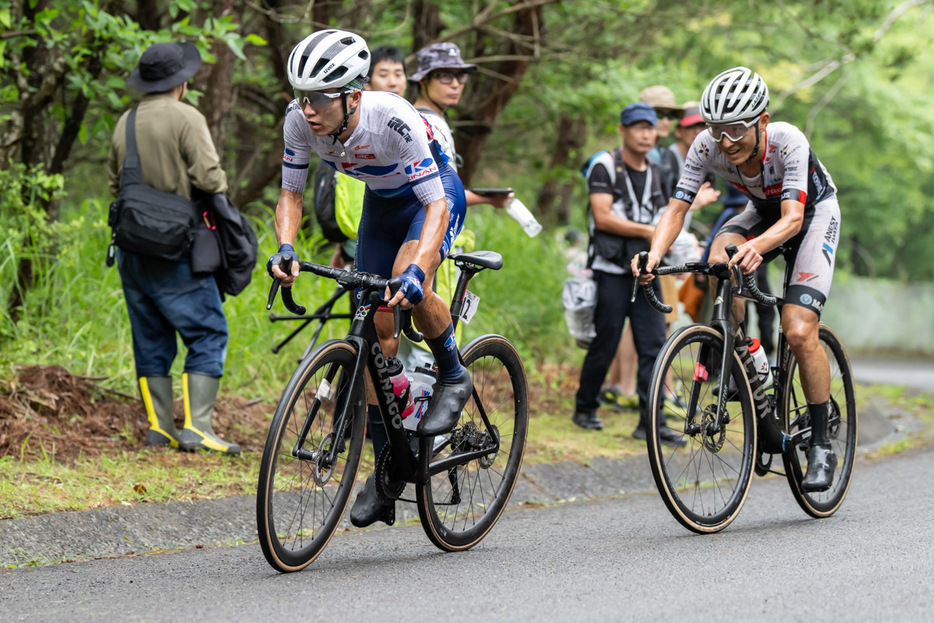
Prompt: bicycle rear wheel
<box><xmin>256</xmin><ymin>340</ymin><xmax>366</xmax><ymax>572</ymax></box>
<box><xmin>647</xmin><ymin>325</ymin><xmax>757</xmax><ymax>534</ymax></box>
<box><xmin>781</xmin><ymin>324</ymin><xmax>857</xmax><ymax>517</ymax></box>
<box><xmin>416</xmin><ymin>335</ymin><xmax>528</xmax><ymax>551</ymax></box>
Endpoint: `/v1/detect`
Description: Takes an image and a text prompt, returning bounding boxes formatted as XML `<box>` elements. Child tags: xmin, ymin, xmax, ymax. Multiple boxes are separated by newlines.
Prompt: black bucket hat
<box><xmin>128</xmin><ymin>42</ymin><xmax>202</xmax><ymax>93</ymax></box>
<box><xmin>408</xmin><ymin>42</ymin><xmax>477</xmax><ymax>83</ymax></box>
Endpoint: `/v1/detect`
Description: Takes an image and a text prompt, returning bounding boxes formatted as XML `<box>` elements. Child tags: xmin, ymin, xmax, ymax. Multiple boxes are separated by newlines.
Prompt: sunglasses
<box><xmin>706</xmin><ymin>116</ymin><xmax>761</xmax><ymax>143</ymax></box>
<box><xmin>655</xmin><ymin>110</ymin><xmax>682</xmax><ymax>121</ymax></box>
<box><xmin>294</xmin><ymin>89</ymin><xmax>346</xmax><ymax>110</ymax></box>
<box><xmin>432</xmin><ymin>70</ymin><xmax>471</xmax><ymax>85</ymax></box>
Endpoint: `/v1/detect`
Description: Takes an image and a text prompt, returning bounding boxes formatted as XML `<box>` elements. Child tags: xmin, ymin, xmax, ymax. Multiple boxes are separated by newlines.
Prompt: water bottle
<box><xmin>746</xmin><ymin>337</ymin><xmax>773</xmax><ymax>388</ymax></box>
<box><xmin>505</xmin><ymin>197</ymin><xmax>543</xmax><ymax>238</ymax></box>
<box><xmin>403</xmin><ymin>366</ymin><xmax>437</xmax><ymax>432</ymax></box>
<box><xmin>386</xmin><ymin>357</ymin><xmax>414</xmax><ymax>422</ymax></box>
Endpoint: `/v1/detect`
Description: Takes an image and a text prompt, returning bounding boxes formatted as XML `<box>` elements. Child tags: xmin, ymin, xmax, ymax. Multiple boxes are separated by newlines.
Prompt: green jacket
<box><xmin>108</xmin><ymin>92</ymin><xmax>227</xmax><ymax>199</ymax></box>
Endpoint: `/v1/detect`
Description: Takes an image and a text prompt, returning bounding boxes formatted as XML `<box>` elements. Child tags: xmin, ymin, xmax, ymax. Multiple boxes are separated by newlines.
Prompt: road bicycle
<box><xmin>256</xmin><ymin>250</ymin><xmax>528</xmax><ymax>572</ymax></box>
<box><xmin>635</xmin><ymin>246</ymin><xmax>857</xmax><ymax>534</ymax></box>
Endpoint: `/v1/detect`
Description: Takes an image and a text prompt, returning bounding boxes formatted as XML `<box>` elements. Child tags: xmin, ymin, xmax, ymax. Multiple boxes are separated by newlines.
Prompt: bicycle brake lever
<box><xmin>266</xmin><ymin>278</ymin><xmax>280</xmax><ymax>311</ymax></box>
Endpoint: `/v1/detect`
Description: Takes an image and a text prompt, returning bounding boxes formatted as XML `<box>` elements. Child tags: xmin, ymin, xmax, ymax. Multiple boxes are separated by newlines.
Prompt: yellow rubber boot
<box><xmin>178</xmin><ymin>372</ymin><xmax>240</xmax><ymax>455</ymax></box>
<box><xmin>140</xmin><ymin>376</ymin><xmax>179</xmax><ymax>448</ymax></box>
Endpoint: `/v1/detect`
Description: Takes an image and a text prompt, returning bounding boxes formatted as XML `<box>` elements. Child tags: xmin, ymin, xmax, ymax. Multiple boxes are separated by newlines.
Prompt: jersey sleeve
<box><xmin>778</xmin><ymin>126</ymin><xmax>810</xmax><ymax>204</ymax></box>
<box><xmin>281</xmin><ymin>101</ymin><xmax>313</xmax><ymax>194</ymax></box>
<box><xmin>389</xmin><ymin>108</ymin><xmax>445</xmax><ymax>206</ymax></box>
<box><xmin>672</xmin><ymin>131</ymin><xmax>715</xmax><ymax>204</ymax></box>
<box><xmin>587</xmin><ymin>163</ymin><xmax>613</xmax><ymax>195</ymax></box>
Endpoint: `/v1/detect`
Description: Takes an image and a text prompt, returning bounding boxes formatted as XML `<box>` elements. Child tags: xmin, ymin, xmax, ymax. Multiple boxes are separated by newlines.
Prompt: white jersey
<box><xmin>281</xmin><ymin>91</ymin><xmax>447</xmax><ymax>205</ymax></box>
<box><xmin>674</xmin><ymin>121</ymin><xmax>836</xmax><ymax>219</ymax></box>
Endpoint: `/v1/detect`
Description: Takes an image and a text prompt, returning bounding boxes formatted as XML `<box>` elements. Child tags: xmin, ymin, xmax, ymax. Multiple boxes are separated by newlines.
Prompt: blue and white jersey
<box><xmin>281</xmin><ymin>91</ymin><xmax>448</xmax><ymax>206</ymax></box>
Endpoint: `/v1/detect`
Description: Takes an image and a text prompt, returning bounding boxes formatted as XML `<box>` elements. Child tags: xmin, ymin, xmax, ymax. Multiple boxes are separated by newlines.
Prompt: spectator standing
<box><xmin>639</xmin><ymin>84</ymin><xmax>683</xmax><ymax>179</ymax></box>
<box><xmin>572</xmin><ymin>102</ymin><xmax>685</xmax><ymax>446</ymax></box>
<box><xmin>108</xmin><ymin>42</ymin><xmax>239</xmax><ymax>454</ymax></box>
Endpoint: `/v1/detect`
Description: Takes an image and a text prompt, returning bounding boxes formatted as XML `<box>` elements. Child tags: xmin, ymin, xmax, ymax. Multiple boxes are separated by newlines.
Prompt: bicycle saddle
<box><xmin>448</xmin><ymin>250</ymin><xmax>503</xmax><ymax>271</ymax></box>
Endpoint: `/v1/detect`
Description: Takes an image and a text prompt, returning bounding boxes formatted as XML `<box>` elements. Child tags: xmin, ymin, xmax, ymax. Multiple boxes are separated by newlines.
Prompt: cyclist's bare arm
<box><xmin>271</xmin><ymin>188</ymin><xmax>304</xmax><ymax>285</ymax></box>
<box><xmin>634</xmin><ymin>196</ymin><xmax>690</xmax><ymax>280</ymax></box>
<box><xmin>591</xmin><ymin>191</ymin><xmax>655</xmax><ymax>239</ymax></box>
<box><xmin>725</xmin><ymin>198</ymin><xmax>804</xmax><ymax>274</ymax></box>
<box><xmin>386</xmin><ymin>195</ymin><xmax>449</xmax><ymax>309</ymax></box>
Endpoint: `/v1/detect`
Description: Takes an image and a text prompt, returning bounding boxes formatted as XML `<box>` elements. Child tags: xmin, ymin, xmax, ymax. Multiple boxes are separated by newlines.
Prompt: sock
<box><xmin>808</xmin><ymin>401</ymin><xmax>830</xmax><ymax>446</ymax></box>
<box><xmin>367</xmin><ymin>404</ymin><xmax>387</xmax><ymax>463</ymax></box>
<box><xmin>425</xmin><ymin>324</ymin><xmax>466</xmax><ymax>384</ymax></box>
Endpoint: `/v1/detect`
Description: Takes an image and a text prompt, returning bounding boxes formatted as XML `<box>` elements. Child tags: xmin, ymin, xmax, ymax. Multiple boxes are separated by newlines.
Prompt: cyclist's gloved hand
<box><xmin>397</xmin><ymin>264</ymin><xmax>425</xmax><ymax>305</ymax></box>
<box><xmin>267</xmin><ymin>243</ymin><xmax>297</xmax><ymax>278</ymax></box>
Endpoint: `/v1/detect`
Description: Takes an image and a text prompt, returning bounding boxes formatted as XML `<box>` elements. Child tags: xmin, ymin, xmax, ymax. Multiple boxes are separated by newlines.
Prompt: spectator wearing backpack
<box><xmin>108</xmin><ymin>41</ymin><xmax>239</xmax><ymax>455</ymax></box>
<box><xmin>572</xmin><ymin>103</ymin><xmax>685</xmax><ymax>446</ymax></box>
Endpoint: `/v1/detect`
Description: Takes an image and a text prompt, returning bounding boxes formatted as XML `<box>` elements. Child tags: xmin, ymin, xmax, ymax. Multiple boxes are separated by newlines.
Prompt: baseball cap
<box><xmin>620</xmin><ymin>102</ymin><xmax>658</xmax><ymax>127</ymax></box>
<box><xmin>679</xmin><ymin>102</ymin><xmax>704</xmax><ymax>127</ymax></box>
<box><xmin>408</xmin><ymin>42</ymin><xmax>478</xmax><ymax>82</ymax></box>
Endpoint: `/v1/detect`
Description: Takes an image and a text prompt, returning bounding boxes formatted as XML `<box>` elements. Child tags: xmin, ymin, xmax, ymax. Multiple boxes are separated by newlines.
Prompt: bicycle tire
<box><xmin>415</xmin><ymin>334</ymin><xmax>528</xmax><ymax>551</ymax></box>
<box><xmin>647</xmin><ymin>325</ymin><xmax>757</xmax><ymax>534</ymax></box>
<box><xmin>781</xmin><ymin>324</ymin><xmax>857</xmax><ymax>518</ymax></box>
<box><xmin>256</xmin><ymin>340</ymin><xmax>366</xmax><ymax>572</ymax></box>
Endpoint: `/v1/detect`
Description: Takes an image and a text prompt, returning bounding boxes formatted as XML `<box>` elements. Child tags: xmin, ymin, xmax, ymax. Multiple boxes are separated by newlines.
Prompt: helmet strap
<box><xmin>743</xmin><ymin>120</ymin><xmax>761</xmax><ymax>165</ymax></box>
<box><xmin>330</xmin><ymin>92</ymin><xmax>355</xmax><ymax>143</ymax></box>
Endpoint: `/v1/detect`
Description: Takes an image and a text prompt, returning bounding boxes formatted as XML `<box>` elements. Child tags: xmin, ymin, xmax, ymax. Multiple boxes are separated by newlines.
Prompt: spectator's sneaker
<box><xmin>633</xmin><ymin>424</ymin><xmax>688</xmax><ymax>447</ymax></box>
<box><xmin>801</xmin><ymin>443</ymin><xmax>837</xmax><ymax>492</ymax></box>
<box><xmin>663</xmin><ymin>392</ymin><xmax>688</xmax><ymax>416</ymax></box>
<box><xmin>572</xmin><ymin>410</ymin><xmax>604</xmax><ymax>430</ymax></box>
<box><xmin>598</xmin><ymin>386</ymin><xmax>638</xmax><ymax>412</ymax></box>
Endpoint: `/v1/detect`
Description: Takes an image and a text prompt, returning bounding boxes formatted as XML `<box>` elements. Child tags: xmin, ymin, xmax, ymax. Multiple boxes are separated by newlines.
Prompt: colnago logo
<box><xmin>387</xmin><ymin>117</ymin><xmax>413</xmax><ymax>143</ymax></box>
<box><xmin>354</xmin><ymin>303</ymin><xmax>371</xmax><ymax>320</ymax></box>
<box><xmin>371</xmin><ymin>343</ymin><xmax>404</xmax><ymax>429</ymax></box>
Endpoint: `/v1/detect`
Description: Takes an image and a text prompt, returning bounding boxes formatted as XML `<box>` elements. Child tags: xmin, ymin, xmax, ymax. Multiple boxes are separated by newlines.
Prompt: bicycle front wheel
<box><xmin>647</xmin><ymin>325</ymin><xmax>757</xmax><ymax>534</ymax></box>
<box><xmin>781</xmin><ymin>324</ymin><xmax>857</xmax><ymax>517</ymax></box>
<box><xmin>416</xmin><ymin>334</ymin><xmax>528</xmax><ymax>551</ymax></box>
<box><xmin>256</xmin><ymin>340</ymin><xmax>366</xmax><ymax>572</ymax></box>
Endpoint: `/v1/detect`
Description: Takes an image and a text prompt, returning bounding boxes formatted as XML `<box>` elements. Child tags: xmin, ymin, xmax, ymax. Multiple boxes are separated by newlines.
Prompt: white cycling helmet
<box><xmin>287</xmin><ymin>29</ymin><xmax>371</xmax><ymax>91</ymax></box>
<box><xmin>700</xmin><ymin>66</ymin><xmax>769</xmax><ymax>124</ymax></box>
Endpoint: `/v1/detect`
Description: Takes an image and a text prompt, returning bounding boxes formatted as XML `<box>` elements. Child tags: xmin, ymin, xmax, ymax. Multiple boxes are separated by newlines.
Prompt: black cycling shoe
<box><xmin>416</xmin><ymin>370</ymin><xmax>472</xmax><ymax>437</ymax></box>
<box><xmin>633</xmin><ymin>424</ymin><xmax>688</xmax><ymax>447</ymax></box>
<box><xmin>801</xmin><ymin>443</ymin><xmax>837</xmax><ymax>492</ymax></box>
<box><xmin>572</xmin><ymin>410</ymin><xmax>603</xmax><ymax>430</ymax></box>
<box><xmin>349</xmin><ymin>475</ymin><xmax>395</xmax><ymax>528</ymax></box>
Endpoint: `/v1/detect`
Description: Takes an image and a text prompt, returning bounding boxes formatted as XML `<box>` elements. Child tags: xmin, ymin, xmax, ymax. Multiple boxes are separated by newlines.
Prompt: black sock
<box><xmin>808</xmin><ymin>401</ymin><xmax>830</xmax><ymax>446</ymax></box>
<box><xmin>425</xmin><ymin>323</ymin><xmax>466</xmax><ymax>383</ymax></box>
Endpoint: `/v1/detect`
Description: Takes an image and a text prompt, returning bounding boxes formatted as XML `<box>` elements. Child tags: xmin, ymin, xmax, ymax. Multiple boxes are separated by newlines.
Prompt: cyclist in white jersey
<box><xmin>268</xmin><ymin>30</ymin><xmax>472</xmax><ymax>527</ymax></box>
<box><xmin>633</xmin><ymin>67</ymin><xmax>841</xmax><ymax>492</ymax></box>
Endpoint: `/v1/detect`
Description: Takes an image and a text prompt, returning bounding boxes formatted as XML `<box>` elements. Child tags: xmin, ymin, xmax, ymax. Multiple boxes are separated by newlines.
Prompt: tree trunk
<box><xmin>412</xmin><ymin>1</ymin><xmax>443</xmax><ymax>52</ymax></box>
<box><xmin>536</xmin><ymin>114</ymin><xmax>586</xmax><ymax>226</ymax></box>
<box><xmin>196</xmin><ymin>0</ymin><xmax>241</xmax><ymax>155</ymax></box>
<box><xmin>454</xmin><ymin>4</ymin><xmax>544</xmax><ymax>186</ymax></box>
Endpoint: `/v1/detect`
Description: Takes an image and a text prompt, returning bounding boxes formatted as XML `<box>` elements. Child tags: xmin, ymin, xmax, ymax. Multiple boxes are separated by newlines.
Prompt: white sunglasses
<box><xmin>706</xmin><ymin>115</ymin><xmax>761</xmax><ymax>143</ymax></box>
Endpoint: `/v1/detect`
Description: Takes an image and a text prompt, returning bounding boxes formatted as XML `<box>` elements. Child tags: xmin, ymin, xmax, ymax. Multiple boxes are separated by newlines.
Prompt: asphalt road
<box><xmin>3</xmin><ymin>445</ymin><xmax>932</xmax><ymax>622</ymax></box>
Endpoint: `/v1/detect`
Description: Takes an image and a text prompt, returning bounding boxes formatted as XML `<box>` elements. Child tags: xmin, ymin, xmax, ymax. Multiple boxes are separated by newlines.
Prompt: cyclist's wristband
<box><xmin>267</xmin><ymin>243</ymin><xmax>297</xmax><ymax>277</ymax></box>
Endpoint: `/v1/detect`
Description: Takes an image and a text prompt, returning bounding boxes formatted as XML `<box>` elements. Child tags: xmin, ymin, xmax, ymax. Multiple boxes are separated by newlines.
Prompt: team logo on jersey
<box><xmin>800</xmin><ymin>293</ymin><xmax>813</xmax><ymax>306</ymax></box>
<box><xmin>388</xmin><ymin>117</ymin><xmax>413</xmax><ymax>143</ymax></box>
<box><xmin>355</xmin><ymin>144</ymin><xmax>371</xmax><ymax>150</ymax></box>
<box><xmin>354</xmin><ymin>153</ymin><xmax>376</xmax><ymax>159</ymax></box>
<box><xmin>697</xmin><ymin>143</ymin><xmax>711</xmax><ymax>158</ymax></box>
<box><xmin>822</xmin><ymin>242</ymin><xmax>835</xmax><ymax>265</ymax></box>
<box><xmin>796</xmin><ymin>272</ymin><xmax>817</xmax><ymax>283</ymax></box>
<box><xmin>405</xmin><ymin>158</ymin><xmax>438</xmax><ymax>180</ymax></box>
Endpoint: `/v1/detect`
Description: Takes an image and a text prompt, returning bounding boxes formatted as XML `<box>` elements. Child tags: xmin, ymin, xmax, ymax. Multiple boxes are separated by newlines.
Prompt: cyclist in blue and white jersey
<box><xmin>268</xmin><ymin>30</ymin><xmax>472</xmax><ymax>526</ymax></box>
<box><xmin>634</xmin><ymin>67</ymin><xmax>841</xmax><ymax>492</ymax></box>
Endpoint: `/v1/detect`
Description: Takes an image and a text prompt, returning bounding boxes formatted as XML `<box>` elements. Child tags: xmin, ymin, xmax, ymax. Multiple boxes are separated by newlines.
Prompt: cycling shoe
<box><xmin>349</xmin><ymin>475</ymin><xmax>395</xmax><ymax>527</ymax></box>
<box><xmin>416</xmin><ymin>371</ymin><xmax>472</xmax><ymax>437</ymax></box>
<box><xmin>801</xmin><ymin>443</ymin><xmax>837</xmax><ymax>492</ymax></box>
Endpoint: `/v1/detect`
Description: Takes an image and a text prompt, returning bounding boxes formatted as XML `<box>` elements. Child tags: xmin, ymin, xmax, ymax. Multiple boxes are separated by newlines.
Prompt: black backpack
<box><xmin>311</xmin><ymin>164</ymin><xmax>346</xmax><ymax>242</ymax></box>
<box><xmin>206</xmin><ymin>193</ymin><xmax>258</xmax><ymax>297</ymax></box>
